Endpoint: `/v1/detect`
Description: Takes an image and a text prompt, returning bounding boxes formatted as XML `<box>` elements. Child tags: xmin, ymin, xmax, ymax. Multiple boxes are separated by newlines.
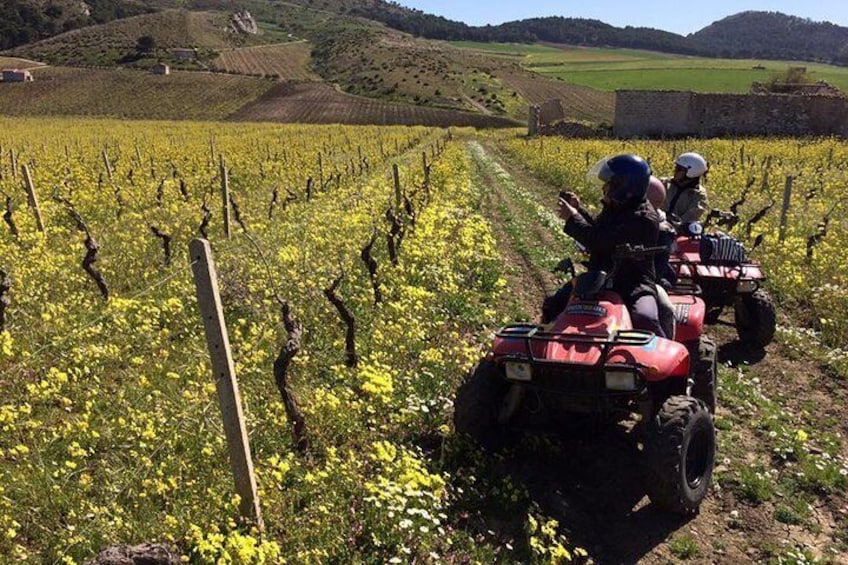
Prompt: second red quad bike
<box><xmin>454</xmin><ymin>245</ymin><xmax>717</xmax><ymax>515</ymax></box>
<box><xmin>670</xmin><ymin>225</ymin><xmax>776</xmax><ymax>348</ymax></box>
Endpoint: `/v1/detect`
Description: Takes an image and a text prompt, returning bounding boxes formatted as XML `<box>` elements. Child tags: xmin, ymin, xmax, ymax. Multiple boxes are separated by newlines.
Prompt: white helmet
<box><xmin>674</xmin><ymin>152</ymin><xmax>708</xmax><ymax>178</ymax></box>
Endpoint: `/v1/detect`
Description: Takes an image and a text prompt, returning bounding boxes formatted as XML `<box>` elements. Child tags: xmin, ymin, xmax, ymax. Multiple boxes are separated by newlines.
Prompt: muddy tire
<box><xmin>689</xmin><ymin>336</ymin><xmax>717</xmax><ymax>413</ymax></box>
<box><xmin>645</xmin><ymin>396</ymin><xmax>715</xmax><ymax>515</ymax></box>
<box><xmin>734</xmin><ymin>288</ymin><xmax>776</xmax><ymax>348</ymax></box>
<box><xmin>453</xmin><ymin>359</ymin><xmax>512</xmax><ymax>450</ymax></box>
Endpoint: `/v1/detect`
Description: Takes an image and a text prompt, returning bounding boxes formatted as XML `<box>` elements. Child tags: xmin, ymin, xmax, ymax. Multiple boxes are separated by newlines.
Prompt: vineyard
<box><xmin>210</xmin><ymin>42</ymin><xmax>317</xmax><ymax>80</ymax></box>
<box><xmin>0</xmin><ymin>68</ymin><xmax>273</xmax><ymax>121</ymax></box>
<box><xmin>229</xmin><ymin>82</ymin><xmax>520</xmax><ymax>128</ymax></box>
<box><xmin>0</xmin><ymin>117</ymin><xmax>848</xmax><ymax>564</ymax></box>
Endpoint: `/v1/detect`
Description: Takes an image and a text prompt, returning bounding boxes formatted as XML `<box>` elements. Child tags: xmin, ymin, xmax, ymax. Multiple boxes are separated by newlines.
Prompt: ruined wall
<box><xmin>614</xmin><ymin>90</ymin><xmax>694</xmax><ymax>138</ymax></box>
<box><xmin>614</xmin><ymin>90</ymin><xmax>848</xmax><ymax>138</ymax></box>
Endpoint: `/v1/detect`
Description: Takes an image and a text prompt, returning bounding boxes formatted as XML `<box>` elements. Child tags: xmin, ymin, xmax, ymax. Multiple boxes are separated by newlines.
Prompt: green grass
<box><xmin>451</xmin><ymin>42</ymin><xmax>848</xmax><ymax>93</ymax></box>
<box><xmin>668</xmin><ymin>534</ymin><xmax>701</xmax><ymax>560</ymax></box>
<box><xmin>543</xmin><ymin>68</ymin><xmax>777</xmax><ymax>93</ymax></box>
<box><xmin>448</xmin><ymin>41</ymin><xmax>567</xmax><ymax>57</ymax></box>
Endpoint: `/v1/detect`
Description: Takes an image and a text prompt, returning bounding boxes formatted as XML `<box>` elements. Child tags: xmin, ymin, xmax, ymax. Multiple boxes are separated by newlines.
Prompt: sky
<box><xmin>395</xmin><ymin>1</ymin><xmax>848</xmax><ymax>36</ymax></box>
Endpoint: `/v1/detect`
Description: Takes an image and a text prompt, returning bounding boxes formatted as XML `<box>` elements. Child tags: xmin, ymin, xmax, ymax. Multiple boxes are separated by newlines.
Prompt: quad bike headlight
<box><xmin>605</xmin><ymin>370</ymin><xmax>639</xmax><ymax>391</ymax></box>
<box><xmin>736</xmin><ymin>280</ymin><xmax>759</xmax><ymax>293</ymax></box>
<box><xmin>504</xmin><ymin>362</ymin><xmax>532</xmax><ymax>382</ymax></box>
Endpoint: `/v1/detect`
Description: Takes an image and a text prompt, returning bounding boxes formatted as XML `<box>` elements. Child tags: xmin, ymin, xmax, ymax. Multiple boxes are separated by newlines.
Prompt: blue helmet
<box><xmin>587</xmin><ymin>154</ymin><xmax>651</xmax><ymax>204</ymax></box>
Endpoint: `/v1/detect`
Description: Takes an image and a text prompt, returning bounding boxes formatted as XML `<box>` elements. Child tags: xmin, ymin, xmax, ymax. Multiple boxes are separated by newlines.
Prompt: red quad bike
<box><xmin>670</xmin><ymin>224</ymin><xmax>776</xmax><ymax>348</ymax></box>
<box><xmin>454</xmin><ymin>245</ymin><xmax>717</xmax><ymax>515</ymax></box>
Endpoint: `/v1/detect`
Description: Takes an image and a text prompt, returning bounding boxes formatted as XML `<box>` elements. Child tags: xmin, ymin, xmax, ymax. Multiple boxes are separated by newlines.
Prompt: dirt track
<box><xmin>467</xmin><ymin>140</ymin><xmax>848</xmax><ymax>564</ymax></box>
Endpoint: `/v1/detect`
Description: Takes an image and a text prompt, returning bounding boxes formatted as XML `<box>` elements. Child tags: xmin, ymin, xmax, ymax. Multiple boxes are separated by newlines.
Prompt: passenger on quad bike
<box><xmin>662</xmin><ymin>152</ymin><xmax>710</xmax><ymax>226</ymax></box>
<box><xmin>542</xmin><ymin>154</ymin><xmax>665</xmax><ymax>338</ymax></box>
<box><xmin>648</xmin><ymin>175</ymin><xmax>677</xmax><ymax>290</ymax></box>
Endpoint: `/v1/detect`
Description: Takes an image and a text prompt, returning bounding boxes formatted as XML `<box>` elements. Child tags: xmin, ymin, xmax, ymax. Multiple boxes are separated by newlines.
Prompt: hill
<box><xmin>690</xmin><ymin>11</ymin><xmax>848</xmax><ymax>64</ymax></box>
<box><xmin>7</xmin><ymin>9</ymin><xmax>273</xmax><ymax>67</ymax></box>
<box><xmin>279</xmin><ymin>1</ymin><xmax>848</xmax><ymax>64</ymax></box>
<box><xmin>6</xmin><ymin>1</ymin><xmax>609</xmax><ymax>124</ymax></box>
<box><xmin>0</xmin><ymin>0</ymin><xmax>152</xmax><ymax>50</ymax></box>
<box><xmin>0</xmin><ymin>66</ymin><xmax>273</xmax><ymax>119</ymax></box>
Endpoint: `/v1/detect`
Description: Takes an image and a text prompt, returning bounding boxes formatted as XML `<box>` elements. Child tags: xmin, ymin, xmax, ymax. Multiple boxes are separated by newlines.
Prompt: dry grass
<box><xmin>0</xmin><ymin>57</ymin><xmax>46</xmax><ymax>70</ymax></box>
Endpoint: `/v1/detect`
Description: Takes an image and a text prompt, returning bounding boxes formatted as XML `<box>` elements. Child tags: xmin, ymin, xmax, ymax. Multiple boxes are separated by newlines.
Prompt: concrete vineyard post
<box><xmin>220</xmin><ymin>156</ymin><xmax>231</xmax><ymax>239</ymax></box>
<box><xmin>779</xmin><ymin>175</ymin><xmax>794</xmax><ymax>243</ymax></box>
<box><xmin>190</xmin><ymin>238</ymin><xmax>264</xmax><ymax>531</ymax></box>
<box><xmin>393</xmin><ymin>164</ymin><xmax>401</xmax><ymax>210</ymax></box>
<box><xmin>21</xmin><ymin>165</ymin><xmax>45</xmax><ymax>233</ymax></box>
<box><xmin>102</xmin><ymin>149</ymin><xmax>113</xmax><ymax>182</ymax></box>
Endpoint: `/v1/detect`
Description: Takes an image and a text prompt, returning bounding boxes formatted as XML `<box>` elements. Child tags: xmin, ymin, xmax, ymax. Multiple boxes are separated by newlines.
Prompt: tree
<box><xmin>135</xmin><ymin>35</ymin><xmax>156</xmax><ymax>55</ymax></box>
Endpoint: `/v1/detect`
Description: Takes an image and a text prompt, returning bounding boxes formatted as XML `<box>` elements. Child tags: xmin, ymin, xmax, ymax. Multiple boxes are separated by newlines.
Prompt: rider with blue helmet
<box><xmin>543</xmin><ymin>154</ymin><xmax>665</xmax><ymax>337</ymax></box>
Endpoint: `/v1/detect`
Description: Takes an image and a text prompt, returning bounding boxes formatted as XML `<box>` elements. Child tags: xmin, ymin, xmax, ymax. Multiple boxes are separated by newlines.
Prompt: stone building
<box><xmin>1</xmin><ymin>69</ymin><xmax>34</xmax><ymax>82</ymax></box>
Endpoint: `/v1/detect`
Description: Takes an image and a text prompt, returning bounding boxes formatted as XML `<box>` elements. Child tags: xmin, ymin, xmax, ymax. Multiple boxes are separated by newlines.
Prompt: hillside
<box><xmin>0</xmin><ymin>0</ymin><xmax>152</xmax><ymax>50</ymax></box>
<box><xmin>278</xmin><ymin>1</ymin><xmax>848</xmax><ymax>64</ymax></box>
<box><xmin>0</xmin><ymin>66</ymin><xmax>273</xmax><ymax>119</ymax></box>
<box><xmin>7</xmin><ymin>9</ymin><xmax>271</xmax><ymax>67</ymax></box>
<box><xmin>4</xmin><ymin>0</ymin><xmax>848</xmax><ymax>66</ymax></box>
<box><xmin>690</xmin><ymin>11</ymin><xmax>848</xmax><ymax>64</ymax></box>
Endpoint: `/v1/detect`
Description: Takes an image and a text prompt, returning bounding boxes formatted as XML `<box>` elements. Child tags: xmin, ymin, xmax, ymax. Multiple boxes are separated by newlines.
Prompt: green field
<box><xmin>451</xmin><ymin>42</ymin><xmax>848</xmax><ymax>93</ymax></box>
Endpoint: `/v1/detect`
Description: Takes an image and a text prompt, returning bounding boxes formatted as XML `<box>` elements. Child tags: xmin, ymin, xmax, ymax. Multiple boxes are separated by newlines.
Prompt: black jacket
<box><xmin>564</xmin><ymin>199</ymin><xmax>660</xmax><ymax>304</ymax></box>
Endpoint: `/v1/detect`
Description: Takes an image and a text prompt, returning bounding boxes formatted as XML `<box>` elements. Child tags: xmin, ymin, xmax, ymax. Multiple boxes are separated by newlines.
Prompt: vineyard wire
<box><xmin>1</xmin><ymin>233</ymin><xmax>253</xmax><ymax>380</ymax></box>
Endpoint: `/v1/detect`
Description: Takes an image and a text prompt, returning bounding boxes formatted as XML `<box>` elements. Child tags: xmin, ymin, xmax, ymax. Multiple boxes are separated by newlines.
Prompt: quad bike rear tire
<box><xmin>453</xmin><ymin>359</ymin><xmax>512</xmax><ymax>451</ymax></box>
<box><xmin>690</xmin><ymin>336</ymin><xmax>717</xmax><ymax>414</ymax></box>
<box><xmin>645</xmin><ymin>396</ymin><xmax>715</xmax><ymax>515</ymax></box>
<box><xmin>734</xmin><ymin>289</ymin><xmax>776</xmax><ymax>348</ymax></box>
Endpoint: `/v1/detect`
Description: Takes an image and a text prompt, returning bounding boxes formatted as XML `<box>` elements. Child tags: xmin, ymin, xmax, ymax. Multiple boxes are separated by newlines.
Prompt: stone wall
<box><xmin>614</xmin><ymin>90</ymin><xmax>848</xmax><ymax>138</ymax></box>
<box><xmin>614</xmin><ymin>90</ymin><xmax>693</xmax><ymax>137</ymax></box>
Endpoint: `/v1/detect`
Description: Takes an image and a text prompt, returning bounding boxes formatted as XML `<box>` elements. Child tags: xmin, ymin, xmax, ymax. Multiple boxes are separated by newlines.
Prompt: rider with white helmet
<box><xmin>662</xmin><ymin>152</ymin><xmax>710</xmax><ymax>224</ymax></box>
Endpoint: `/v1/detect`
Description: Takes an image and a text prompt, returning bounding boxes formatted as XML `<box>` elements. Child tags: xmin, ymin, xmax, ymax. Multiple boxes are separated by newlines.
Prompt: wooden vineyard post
<box><xmin>219</xmin><ymin>156</ymin><xmax>231</xmax><ymax>239</ymax></box>
<box><xmin>190</xmin><ymin>239</ymin><xmax>264</xmax><ymax>531</ymax></box>
<box><xmin>21</xmin><ymin>165</ymin><xmax>45</xmax><ymax>233</ymax></box>
<box><xmin>102</xmin><ymin>149</ymin><xmax>113</xmax><ymax>182</ymax></box>
<box><xmin>422</xmin><ymin>152</ymin><xmax>429</xmax><ymax>187</ymax></box>
<box><xmin>392</xmin><ymin>164</ymin><xmax>401</xmax><ymax>210</ymax></box>
<box><xmin>9</xmin><ymin>149</ymin><xmax>17</xmax><ymax>179</ymax></box>
<box><xmin>317</xmin><ymin>153</ymin><xmax>324</xmax><ymax>190</ymax></box>
<box><xmin>779</xmin><ymin>175</ymin><xmax>794</xmax><ymax>243</ymax></box>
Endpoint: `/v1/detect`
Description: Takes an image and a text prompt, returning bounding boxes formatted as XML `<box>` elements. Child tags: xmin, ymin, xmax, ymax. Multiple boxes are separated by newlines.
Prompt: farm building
<box><xmin>171</xmin><ymin>48</ymin><xmax>198</xmax><ymax>61</ymax></box>
<box><xmin>151</xmin><ymin>63</ymin><xmax>170</xmax><ymax>76</ymax></box>
<box><xmin>1</xmin><ymin>69</ymin><xmax>34</xmax><ymax>82</ymax></box>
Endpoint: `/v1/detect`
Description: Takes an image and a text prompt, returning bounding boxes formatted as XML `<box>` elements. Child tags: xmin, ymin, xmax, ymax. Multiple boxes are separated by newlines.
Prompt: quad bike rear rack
<box><xmin>494</xmin><ymin>325</ymin><xmax>655</xmax><ymax>397</ymax></box>
<box><xmin>495</xmin><ymin>324</ymin><xmax>655</xmax><ymax>368</ymax></box>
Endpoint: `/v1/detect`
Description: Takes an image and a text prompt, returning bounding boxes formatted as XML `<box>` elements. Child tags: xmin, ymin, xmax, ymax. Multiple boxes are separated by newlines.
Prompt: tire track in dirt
<box><xmin>467</xmin><ymin>140</ymin><xmax>562</xmax><ymax>320</ymax></box>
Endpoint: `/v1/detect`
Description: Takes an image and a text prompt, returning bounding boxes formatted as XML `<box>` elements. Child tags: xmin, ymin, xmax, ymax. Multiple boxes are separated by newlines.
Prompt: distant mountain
<box><xmin>297</xmin><ymin>3</ymin><xmax>847</xmax><ymax>63</ymax></box>
<box><xmin>494</xmin><ymin>17</ymin><xmax>696</xmax><ymax>55</ymax></box>
<box><xmin>689</xmin><ymin>11</ymin><xmax>848</xmax><ymax>64</ymax></box>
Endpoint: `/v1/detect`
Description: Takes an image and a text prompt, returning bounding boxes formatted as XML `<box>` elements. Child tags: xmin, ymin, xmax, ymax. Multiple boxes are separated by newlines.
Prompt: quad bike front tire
<box><xmin>453</xmin><ymin>359</ymin><xmax>513</xmax><ymax>451</ymax></box>
<box><xmin>645</xmin><ymin>396</ymin><xmax>716</xmax><ymax>515</ymax></box>
<box><xmin>734</xmin><ymin>288</ymin><xmax>776</xmax><ymax>348</ymax></box>
<box><xmin>689</xmin><ymin>336</ymin><xmax>717</xmax><ymax>414</ymax></box>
